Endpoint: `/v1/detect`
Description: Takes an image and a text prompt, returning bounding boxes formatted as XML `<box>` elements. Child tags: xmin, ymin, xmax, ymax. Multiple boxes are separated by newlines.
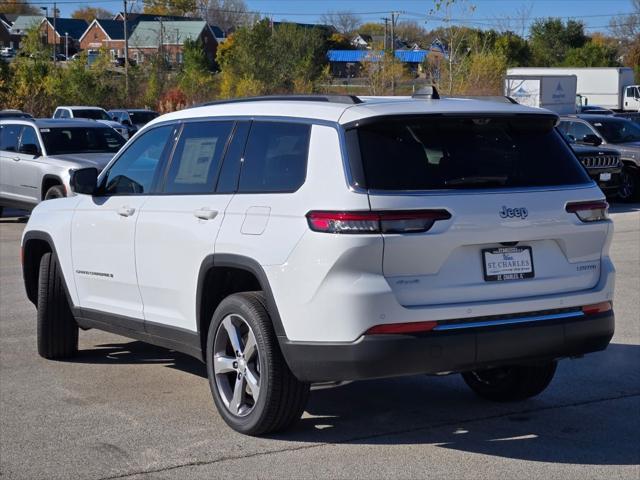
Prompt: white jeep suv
<box><xmin>22</xmin><ymin>93</ymin><xmax>616</xmax><ymax>435</ymax></box>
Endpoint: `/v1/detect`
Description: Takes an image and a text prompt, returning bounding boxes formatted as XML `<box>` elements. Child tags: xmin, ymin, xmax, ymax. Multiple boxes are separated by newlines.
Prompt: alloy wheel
<box><xmin>213</xmin><ymin>314</ymin><xmax>261</xmax><ymax>417</ymax></box>
<box><xmin>618</xmin><ymin>168</ymin><xmax>635</xmax><ymax>200</ymax></box>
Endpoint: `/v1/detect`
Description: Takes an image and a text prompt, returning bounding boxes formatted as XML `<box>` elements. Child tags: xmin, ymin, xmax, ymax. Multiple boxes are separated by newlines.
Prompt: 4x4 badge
<box><xmin>499</xmin><ymin>206</ymin><xmax>528</xmax><ymax>219</ymax></box>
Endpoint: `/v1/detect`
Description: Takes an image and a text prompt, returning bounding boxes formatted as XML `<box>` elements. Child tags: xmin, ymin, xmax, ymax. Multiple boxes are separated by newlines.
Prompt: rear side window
<box><xmin>0</xmin><ymin>124</ymin><xmax>21</xmax><ymax>151</ymax></box>
<box><xmin>163</xmin><ymin>121</ymin><xmax>233</xmax><ymax>194</ymax></box>
<box><xmin>238</xmin><ymin>122</ymin><xmax>310</xmax><ymax>193</ymax></box>
<box><xmin>350</xmin><ymin>116</ymin><xmax>590</xmax><ymax>190</ymax></box>
<box><xmin>560</xmin><ymin>121</ymin><xmax>596</xmax><ymax>143</ymax></box>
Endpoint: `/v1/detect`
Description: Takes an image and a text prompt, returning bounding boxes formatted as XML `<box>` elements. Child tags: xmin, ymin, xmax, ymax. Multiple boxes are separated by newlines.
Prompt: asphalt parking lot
<box><xmin>1</xmin><ymin>205</ymin><xmax>639</xmax><ymax>480</ymax></box>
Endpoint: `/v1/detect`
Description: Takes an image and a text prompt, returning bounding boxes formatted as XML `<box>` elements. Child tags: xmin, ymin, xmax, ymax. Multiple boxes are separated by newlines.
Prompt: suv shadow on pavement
<box><xmin>71</xmin><ymin>341</ymin><xmax>208</xmax><ymax>379</ymax></box>
<box><xmin>67</xmin><ymin>340</ymin><xmax>639</xmax><ymax>466</ymax></box>
<box><xmin>608</xmin><ymin>202</ymin><xmax>640</xmax><ymax>214</ymax></box>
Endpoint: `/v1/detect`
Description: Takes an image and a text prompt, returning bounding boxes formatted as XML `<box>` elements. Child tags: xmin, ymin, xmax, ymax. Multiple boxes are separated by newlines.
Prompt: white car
<box><xmin>52</xmin><ymin>106</ymin><xmax>129</xmax><ymax>139</ymax></box>
<box><xmin>22</xmin><ymin>93</ymin><xmax>615</xmax><ymax>435</ymax></box>
<box><xmin>0</xmin><ymin>47</ymin><xmax>15</xmax><ymax>57</ymax></box>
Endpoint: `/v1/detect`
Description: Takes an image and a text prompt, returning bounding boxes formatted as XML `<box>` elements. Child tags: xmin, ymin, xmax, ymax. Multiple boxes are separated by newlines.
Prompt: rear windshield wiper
<box><xmin>445</xmin><ymin>176</ymin><xmax>508</xmax><ymax>187</ymax></box>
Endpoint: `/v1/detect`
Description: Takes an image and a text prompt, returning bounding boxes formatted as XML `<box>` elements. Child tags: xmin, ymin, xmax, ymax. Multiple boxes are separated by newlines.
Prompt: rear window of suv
<box><xmin>347</xmin><ymin>115</ymin><xmax>590</xmax><ymax>191</ymax></box>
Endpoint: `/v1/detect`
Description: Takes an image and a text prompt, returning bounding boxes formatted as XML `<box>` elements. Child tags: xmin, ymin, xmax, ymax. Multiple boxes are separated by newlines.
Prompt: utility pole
<box><xmin>64</xmin><ymin>32</ymin><xmax>68</xmax><ymax>59</ymax></box>
<box><xmin>53</xmin><ymin>2</ymin><xmax>57</xmax><ymax>64</ymax></box>
<box><xmin>390</xmin><ymin>11</ymin><xmax>399</xmax><ymax>95</ymax></box>
<box><xmin>123</xmin><ymin>0</ymin><xmax>129</xmax><ymax>102</ymax></box>
<box><xmin>381</xmin><ymin>17</ymin><xmax>389</xmax><ymax>51</ymax></box>
<box><xmin>159</xmin><ymin>16</ymin><xmax>163</xmax><ymax>59</ymax></box>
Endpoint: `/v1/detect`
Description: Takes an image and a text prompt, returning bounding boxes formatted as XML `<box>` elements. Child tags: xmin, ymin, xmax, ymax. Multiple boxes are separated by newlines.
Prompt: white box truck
<box><xmin>505</xmin><ymin>74</ymin><xmax>578</xmax><ymax>114</ymax></box>
<box><xmin>507</xmin><ymin>67</ymin><xmax>640</xmax><ymax>112</ymax></box>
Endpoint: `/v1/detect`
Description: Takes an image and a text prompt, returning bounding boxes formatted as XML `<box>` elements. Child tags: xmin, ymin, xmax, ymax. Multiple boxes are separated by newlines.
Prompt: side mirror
<box><xmin>122</xmin><ymin>119</ymin><xmax>132</xmax><ymax>126</ymax></box>
<box><xmin>112</xmin><ymin>115</ymin><xmax>119</xmax><ymax>122</ymax></box>
<box><xmin>581</xmin><ymin>134</ymin><xmax>602</xmax><ymax>146</ymax></box>
<box><xmin>70</xmin><ymin>167</ymin><xmax>98</xmax><ymax>195</ymax></box>
<box><xmin>19</xmin><ymin>143</ymin><xmax>40</xmax><ymax>157</ymax></box>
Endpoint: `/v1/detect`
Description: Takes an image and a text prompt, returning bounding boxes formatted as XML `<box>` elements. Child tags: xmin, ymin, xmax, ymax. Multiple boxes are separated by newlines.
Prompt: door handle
<box><xmin>194</xmin><ymin>208</ymin><xmax>218</xmax><ymax>220</ymax></box>
<box><xmin>12</xmin><ymin>156</ymin><xmax>20</xmax><ymax>162</ymax></box>
<box><xmin>117</xmin><ymin>205</ymin><xmax>136</xmax><ymax>217</ymax></box>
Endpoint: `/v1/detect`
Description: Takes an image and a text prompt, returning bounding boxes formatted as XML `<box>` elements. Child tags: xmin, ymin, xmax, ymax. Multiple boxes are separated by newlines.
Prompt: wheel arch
<box><xmin>41</xmin><ymin>175</ymin><xmax>64</xmax><ymax>201</ymax></box>
<box><xmin>22</xmin><ymin>231</ymin><xmax>73</xmax><ymax>307</ymax></box>
<box><xmin>196</xmin><ymin>254</ymin><xmax>287</xmax><ymax>357</ymax></box>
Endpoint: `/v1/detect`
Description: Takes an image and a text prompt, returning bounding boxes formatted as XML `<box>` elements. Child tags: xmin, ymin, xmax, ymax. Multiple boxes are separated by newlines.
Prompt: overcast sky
<box><xmin>56</xmin><ymin>0</ymin><xmax>636</xmax><ymax>35</ymax></box>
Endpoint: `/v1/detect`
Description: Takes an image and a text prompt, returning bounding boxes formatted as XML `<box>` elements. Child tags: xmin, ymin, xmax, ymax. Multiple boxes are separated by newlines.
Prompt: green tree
<box><xmin>71</xmin><ymin>7</ymin><xmax>114</xmax><ymax>22</ymax></box>
<box><xmin>529</xmin><ymin>18</ymin><xmax>587</xmax><ymax>66</ymax></box>
<box><xmin>563</xmin><ymin>41</ymin><xmax>619</xmax><ymax>67</ymax></box>
<box><xmin>0</xmin><ymin>58</ymin><xmax>11</xmax><ymax>108</ymax></box>
<box><xmin>217</xmin><ymin>19</ymin><xmax>329</xmax><ymax>97</ymax></box>
<box><xmin>7</xmin><ymin>27</ymin><xmax>53</xmax><ymax>116</ymax></box>
<box><xmin>178</xmin><ymin>39</ymin><xmax>217</xmax><ymax>104</ymax></box>
<box><xmin>363</xmin><ymin>52</ymin><xmax>406</xmax><ymax>95</ymax></box>
<box><xmin>493</xmin><ymin>32</ymin><xmax>530</xmax><ymax>66</ymax></box>
<box><xmin>142</xmin><ymin>0</ymin><xmax>197</xmax><ymax>16</ymax></box>
<box><xmin>0</xmin><ymin>0</ymin><xmax>39</xmax><ymax>14</ymax></box>
<box><xmin>45</xmin><ymin>49</ymin><xmax>122</xmax><ymax>108</ymax></box>
<box><xmin>358</xmin><ymin>22</ymin><xmax>385</xmax><ymax>37</ymax></box>
<box><xmin>143</xmin><ymin>54</ymin><xmax>169</xmax><ymax>107</ymax></box>
<box><xmin>459</xmin><ymin>51</ymin><xmax>508</xmax><ymax>95</ymax></box>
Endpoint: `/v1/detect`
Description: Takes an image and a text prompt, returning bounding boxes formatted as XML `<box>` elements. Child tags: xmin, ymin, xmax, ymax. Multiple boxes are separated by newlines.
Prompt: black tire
<box><xmin>206</xmin><ymin>292</ymin><xmax>309</xmax><ymax>435</ymax></box>
<box><xmin>44</xmin><ymin>185</ymin><xmax>65</xmax><ymax>201</ymax></box>
<box><xmin>462</xmin><ymin>362</ymin><xmax>557</xmax><ymax>402</ymax></box>
<box><xmin>618</xmin><ymin>165</ymin><xmax>639</xmax><ymax>202</ymax></box>
<box><xmin>37</xmin><ymin>252</ymin><xmax>78</xmax><ymax>359</ymax></box>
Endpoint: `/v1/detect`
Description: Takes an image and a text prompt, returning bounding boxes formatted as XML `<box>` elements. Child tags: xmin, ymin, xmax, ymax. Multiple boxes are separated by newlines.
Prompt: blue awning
<box><xmin>327</xmin><ymin>50</ymin><xmax>428</xmax><ymax>63</ymax></box>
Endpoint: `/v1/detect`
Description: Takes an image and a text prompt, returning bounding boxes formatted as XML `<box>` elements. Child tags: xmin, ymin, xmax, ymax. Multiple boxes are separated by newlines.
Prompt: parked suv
<box><xmin>559</xmin><ymin>115</ymin><xmax>640</xmax><ymax>201</ymax></box>
<box><xmin>108</xmin><ymin>109</ymin><xmax>158</xmax><ymax>138</ymax></box>
<box><xmin>561</xmin><ymin>135</ymin><xmax>621</xmax><ymax>197</ymax></box>
<box><xmin>22</xmin><ymin>95</ymin><xmax>615</xmax><ymax>435</ymax></box>
<box><xmin>0</xmin><ymin>119</ymin><xmax>125</xmax><ymax>213</ymax></box>
<box><xmin>53</xmin><ymin>106</ymin><xmax>130</xmax><ymax>139</ymax></box>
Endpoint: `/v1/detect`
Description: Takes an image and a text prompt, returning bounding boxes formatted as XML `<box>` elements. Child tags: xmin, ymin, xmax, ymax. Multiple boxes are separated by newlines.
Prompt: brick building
<box><xmin>79</xmin><ymin>19</ymin><xmax>126</xmax><ymax>58</ymax></box>
<box><xmin>127</xmin><ymin>20</ymin><xmax>218</xmax><ymax>65</ymax></box>
<box><xmin>39</xmin><ymin>17</ymin><xmax>88</xmax><ymax>56</ymax></box>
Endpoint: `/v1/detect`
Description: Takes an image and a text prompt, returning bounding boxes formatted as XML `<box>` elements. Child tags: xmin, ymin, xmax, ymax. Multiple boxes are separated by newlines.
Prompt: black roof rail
<box><xmin>196</xmin><ymin>95</ymin><xmax>363</xmax><ymax>108</ymax></box>
<box><xmin>442</xmin><ymin>95</ymin><xmax>519</xmax><ymax>105</ymax></box>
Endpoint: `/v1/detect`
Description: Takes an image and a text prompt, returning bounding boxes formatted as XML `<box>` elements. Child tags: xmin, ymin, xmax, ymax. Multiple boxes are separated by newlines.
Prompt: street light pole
<box><xmin>52</xmin><ymin>2</ymin><xmax>57</xmax><ymax>64</ymax></box>
<box><xmin>123</xmin><ymin>0</ymin><xmax>129</xmax><ymax>102</ymax></box>
<box><xmin>65</xmin><ymin>32</ymin><xmax>68</xmax><ymax>60</ymax></box>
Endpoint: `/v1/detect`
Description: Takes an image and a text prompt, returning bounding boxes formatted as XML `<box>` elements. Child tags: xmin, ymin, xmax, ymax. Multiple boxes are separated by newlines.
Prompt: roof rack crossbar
<box><xmin>197</xmin><ymin>94</ymin><xmax>363</xmax><ymax>108</ymax></box>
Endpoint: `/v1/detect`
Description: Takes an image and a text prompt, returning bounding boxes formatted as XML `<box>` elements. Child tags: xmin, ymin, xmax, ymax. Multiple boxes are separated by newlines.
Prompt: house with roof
<box><xmin>79</xmin><ymin>19</ymin><xmax>126</xmax><ymax>58</ymax></box>
<box><xmin>8</xmin><ymin>15</ymin><xmax>44</xmax><ymax>49</ymax></box>
<box><xmin>39</xmin><ymin>17</ymin><xmax>88</xmax><ymax>56</ymax></box>
<box><xmin>351</xmin><ymin>33</ymin><xmax>372</xmax><ymax>49</ymax></box>
<box><xmin>127</xmin><ymin>20</ymin><xmax>218</xmax><ymax>66</ymax></box>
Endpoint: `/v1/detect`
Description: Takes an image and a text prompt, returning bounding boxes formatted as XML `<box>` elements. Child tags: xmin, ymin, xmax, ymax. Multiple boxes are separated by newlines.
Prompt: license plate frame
<box><xmin>482</xmin><ymin>246</ymin><xmax>534</xmax><ymax>282</ymax></box>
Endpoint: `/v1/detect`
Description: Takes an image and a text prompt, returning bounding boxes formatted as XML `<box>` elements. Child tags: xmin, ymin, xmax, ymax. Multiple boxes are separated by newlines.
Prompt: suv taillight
<box><xmin>306</xmin><ymin>210</ymin><xmax>452</xmax><ymax>234</ymax></box>
<box><xmin>566</xmin><ymin>200</ymin><xmax>609</xmax><ymax>222</ymax></box>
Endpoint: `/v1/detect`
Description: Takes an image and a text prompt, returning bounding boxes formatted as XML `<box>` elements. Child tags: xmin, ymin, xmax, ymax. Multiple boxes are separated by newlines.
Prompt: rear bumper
<box><xmin>280</xmin><ymin>310</ymin><xmax>614</xmax><ymax>382</ymax></box>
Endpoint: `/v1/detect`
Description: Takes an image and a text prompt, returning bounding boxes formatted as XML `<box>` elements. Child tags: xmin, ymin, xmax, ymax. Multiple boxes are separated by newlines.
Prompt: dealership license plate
<box><xmin>600</xmin><ymin>172</ymin><xmax>612</xmax><ymax>181</ymax></box>
<box><xmin>482</xmin><ymin>246</ymin><xmax>534</xmax><ymax>282</ymax></box>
